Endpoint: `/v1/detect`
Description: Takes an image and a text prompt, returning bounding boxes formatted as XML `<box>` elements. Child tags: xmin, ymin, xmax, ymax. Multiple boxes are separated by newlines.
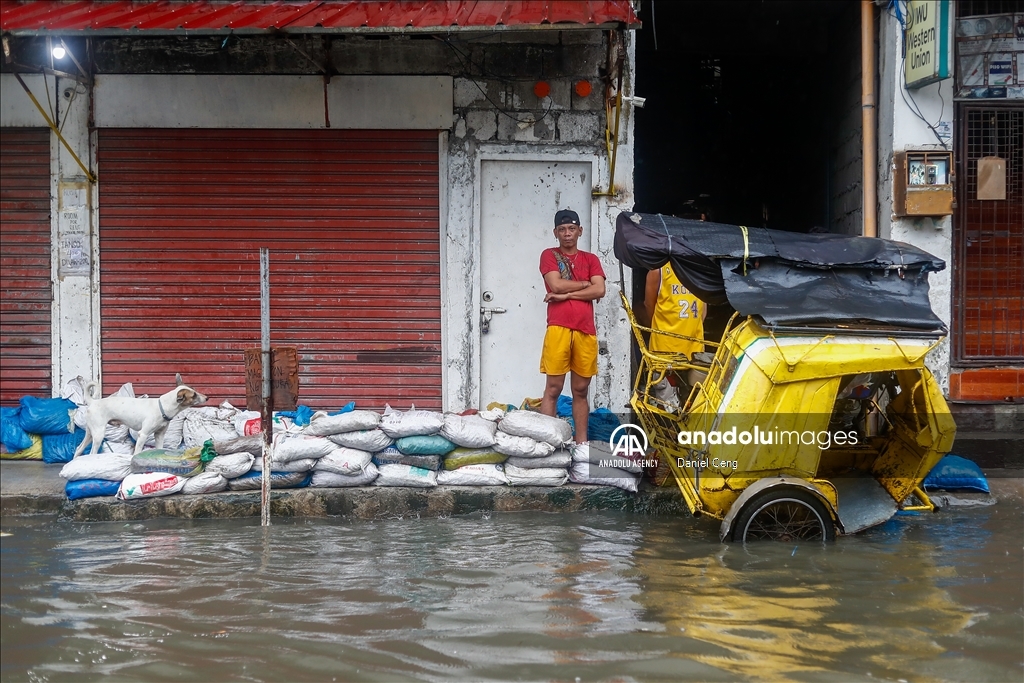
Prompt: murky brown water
<box><xmin>2</xmin><ymin>495</ymin><xmax>1022</xmax><ymax>682</ymax></box>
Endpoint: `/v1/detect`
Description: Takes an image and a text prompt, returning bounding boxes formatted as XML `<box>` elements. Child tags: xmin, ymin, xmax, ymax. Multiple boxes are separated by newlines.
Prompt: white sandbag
<box><xmin>569</xmin><ymin>461</ymin><xmax>640</xmax><ymax>493</ymax></box>
<box><xmin>477</xmin><ymin>407</ymin><xmax>506</xmax><ymax>422</ymax></box>
<box><xmin>99</xmin><ymin>439</ymin><xmax>135</xmax><ymax>455</ymax></box>
<box><xmin>506</xmin><ymin>450</ymin><xmax>572</xmax><ymax>469</ymax></box>
<box><xmin>493</xmin><ymin>430</ymin><xmax>555</xmax><ymax>458</ymax></box>
<box><xmin>62</xmin><ymin>376</ymin><xmax>88</xmax><ymax>405</ymax></box>
<box><xmin>439</xmin><ymin>414</ymin><xmax>498</xmax><ymax>448</ymax></box>
<box><xmin>60</xmin><ymin>452</ymin><xmax>133</xmax><ymax>481</ymax></box>
<box><xmin>497</xmin><ymin>411</ymin><xmax>573</xmax><ymax>447</ymax></box>
<box><xmin>327</xmin><ymin>428</ymin><xmax>394</xmax><ymax>452</ymax></box>
<box><xmin>373</xmin><ymin>463</ymin><xmax>438</xmax><ymax>487</ymax></box>
<box><xmin>117</xmin><ymin>472</ymin><xmax>186</xmax><ymax>499</ymax></box>
<box><xmin>436</xmin><ymin>463</ymin><xmax>508</xmax><ymax>486</ymax></box>
<box><xmin>303</xmin><ymin>410</ymin><xmax>381</xmax><ymax>437</ymax></box>
<box><xmin>231</xmin><ymin>410</ymin><xmax>261</xmax><ymax>435</ymax></box>
<box><xmin>314</xmin><ymin>447</ymin><xmax>373</xmax><ymax>476</ymax></box>
<box><xmin>251</xmin><ymin>456</ymin><xmax>317</xmax><ymax>473</ymax></box>
<box><xmin>162</xmin><ymin>411</ymin><xmax>187</xmax><ymax>450</ymax></box>
<box><xmin>182</xmin><ymin>407</ymin><xmax>238</xmax><ymax>448</ymax></box>
<box><xmin>213</xmin><ymin>434</ymin><xmax>262</xmax><ymax>456</ymax></box>
<box><xmin>310</xmin><ymin>464</ymin><xmax>379</xmax><ymax>488</ymax></box>
<box><xmin>378</xmin><ymin>405</ymin><xmax>444</xmax><ymax>438</ymax></box>
<box><xmin>504</xmin><ymin>464</ymin><xmax>568</xmax><ymax>487</ymax></box>
<box><xmin>272</xmin><ymin>433</ymin><xmax>336</xmax><ymax>462</ymax></box>
<box><xmin>181</xmin><ymin>471</ymin><xmax>228</xmax><ymax>495</ymax></box>
<box><xmin>573</xmin><ymin>441</ymin><xmax>644</xmax><ymax>474</ymax></box>
<box><xmin>205</xmin><ymin>452</ymin><xmax>255</xmax><ymax>479</ymax></box>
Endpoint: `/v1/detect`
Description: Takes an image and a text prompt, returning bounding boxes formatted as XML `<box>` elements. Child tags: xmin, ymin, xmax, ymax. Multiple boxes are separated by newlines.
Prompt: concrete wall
<box><xmin>877</xmin><ymin>10</ymin><xmax>955</xmax><ymax>392</ymax></box>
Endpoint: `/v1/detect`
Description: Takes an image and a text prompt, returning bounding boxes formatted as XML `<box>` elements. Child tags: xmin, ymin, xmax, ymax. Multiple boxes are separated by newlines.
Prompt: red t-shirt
<box><xmin>539</xmin><ymin>248</ymin><xmax>606</xmax><ymax>335</ymax></box>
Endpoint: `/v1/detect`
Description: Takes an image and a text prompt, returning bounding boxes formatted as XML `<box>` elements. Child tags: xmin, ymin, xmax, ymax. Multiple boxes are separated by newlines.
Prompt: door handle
<box><xmin>480</xmin><ymin>306</ymin><xmax>506</xmax><ymax>334</ymax></box>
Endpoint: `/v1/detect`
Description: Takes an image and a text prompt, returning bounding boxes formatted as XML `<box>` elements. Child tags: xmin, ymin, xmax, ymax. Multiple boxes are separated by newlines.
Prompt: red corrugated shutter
<box><xmin>97</xmin><ymin>129</ymin><xmax>441</xmax><ymax>411</ymax></box>
<box><xmin>1</xmin><ymin>128</ymin><xmax>52</xmax><ymax>405</ymax></box>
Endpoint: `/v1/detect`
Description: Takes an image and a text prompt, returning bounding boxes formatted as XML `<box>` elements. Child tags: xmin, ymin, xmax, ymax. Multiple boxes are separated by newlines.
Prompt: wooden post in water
<box><xmin>260</xmin><ymin>248</ymin><xmax>273</xmax><ymax>527</ymax></box>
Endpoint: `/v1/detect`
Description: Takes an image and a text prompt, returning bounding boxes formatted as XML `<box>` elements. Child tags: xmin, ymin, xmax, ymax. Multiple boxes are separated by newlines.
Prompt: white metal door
<box><xmin>479</xmin><ymin>159</ymin><xmax>592</xmax><ymax>406</ymax></box>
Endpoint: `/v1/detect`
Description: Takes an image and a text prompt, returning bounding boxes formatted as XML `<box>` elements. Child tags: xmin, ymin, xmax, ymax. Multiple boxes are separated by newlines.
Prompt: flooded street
<box><xmin>2</xmin><ymin>494</ymin><xmax>1022</xmax><ymax>682</ymax></box>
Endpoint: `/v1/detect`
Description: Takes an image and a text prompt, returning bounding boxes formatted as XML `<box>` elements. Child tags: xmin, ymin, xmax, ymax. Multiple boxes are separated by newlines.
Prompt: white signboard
<box><xmin>58</xmin><ymin>205</ymin><xmax>90</xmax><ymax>277</ymax></box>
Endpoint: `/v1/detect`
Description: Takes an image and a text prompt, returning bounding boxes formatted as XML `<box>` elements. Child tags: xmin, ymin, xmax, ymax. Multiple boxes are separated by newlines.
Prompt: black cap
<box><xmin>554</xmin><ymin>209</ymin><xmax>581</xmax><ymax>227</ymax></box>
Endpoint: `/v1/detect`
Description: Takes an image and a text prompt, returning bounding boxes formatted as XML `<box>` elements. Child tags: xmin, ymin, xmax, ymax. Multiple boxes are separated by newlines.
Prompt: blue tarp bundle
<box><xmin>18</xmin><ymin>396</ymin><xmax>76</xmax><ymax>435</ymax></box>
<box><xmin>555</xmin><ymin>395</ymin><xmax>621</xmax><ymax>444</ymax></box>
<box><xmin>923</xmin><ymin>454</ymin><xmax>990</xmax><ymax>493</ymax></box>
<box><xmin>1</xmin><ymin>407</ymin><xmax>34</xmax><ymax>451</ymax></box>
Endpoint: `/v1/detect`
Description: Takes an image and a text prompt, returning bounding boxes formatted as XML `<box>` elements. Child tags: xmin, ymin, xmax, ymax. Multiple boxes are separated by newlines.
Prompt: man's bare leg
<box><xmin>570</xmin><ymin>371</ymin><xmax>592</xmax><ymax>444</ymax></box>
<box><xmin>541</xmin><ymin>374</ymin><xmax>565</xmax><ymax>416</ymax></box>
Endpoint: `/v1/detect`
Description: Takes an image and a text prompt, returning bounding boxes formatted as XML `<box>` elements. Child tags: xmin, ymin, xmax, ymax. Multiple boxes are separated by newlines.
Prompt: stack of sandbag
<box><xmin>3</xmin><ymin>395</ymin><xmax>84</xmax><ymax>463</ymax></box>
<box><xmin>432</xmin><ymin>412</ymin><xmax>506</xmax><ymax>485</ymax></box>
<box><xmin>303</xmin><ymin>409</ymin><xmax>381</xmax><ymax>487</ymax></box>
<box><xmin>369</xmin><ymin>405</ymin><xmax>448</xmax><ymax>487</ymax></box>
<box><xmin>568</xmin><ymin>440</ymin><xmax>642</xmax><ymax>493</ymax></box>
<box><xmin>496</xmin><ymin>410</ymin><xmax>572</xmax><ymax>487</ymax></box>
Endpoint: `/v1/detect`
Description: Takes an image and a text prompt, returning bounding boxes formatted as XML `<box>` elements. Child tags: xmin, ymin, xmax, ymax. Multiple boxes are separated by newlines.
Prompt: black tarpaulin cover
<box><xmin>614</xmin><ymin>212</ymin><xmax>946</xmax><ymax>330</ymax></box>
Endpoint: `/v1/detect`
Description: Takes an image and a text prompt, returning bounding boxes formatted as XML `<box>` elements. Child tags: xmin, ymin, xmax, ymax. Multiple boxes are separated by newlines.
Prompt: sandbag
<box><xmin>251</xmin><ymin>456</ymin><xmax>317</xmax><ymax>473</ymax></box>
<box><xmin>923</xmin><ymin>455</ymin><xmax>990</xmax><ymax>493</ymax></box>
<box><xmin>130</xmin><ymin>447</ymin><xmax>205</xmax><ymax>477</ymax></box>
<box><xmin>99</xmin><ymin>439</ymin><xmax>135</xmax><ymax>455</ymax></box>
<box><xmin>444</xmin><ymin>447</ymin><xmax>507</xmax><ymax>470</ymax></box>
<box><xmin>18</xmin><ymin>396</ymin><xmax>76</xmax><ymax>435</ymax></box>
<box><xmin>272</xmin><ymin>433</ymin><xmax>336</xmax><ymax>462</ymax></box>
<box><xmin>310</xmin><ymin>464</ymin><xmax>379</xmax><ymax>488</ymax></box>
<box><xmin>506</xmin><ymin>450</ymin><xmax>572</xmax><ymax>469</ymax></box>
<box><xmin>181</xmin><ymin>472</ymin><xmax>228</xmax><ymax>495</ymax></box>
<box><xmin>373</xmin><ymin>463</ymin><xmax>438</xmax><ymax>487</ymax></box>
<box><xmin>439</xmin><ymin>414</ymin><xmax>498</xmax><ymax>448</ymax></box>
<box><xmin>65</xmin><ymin>478</ymin><xmax>121</xmax><ymax>500</ymax></box>
<box><xmin>314</xmin><ymin>447</ymin><xmax>373</xmax><ymax>476</ymax></box>
<box><xmin>573</xmin><ymin>441</ymin><xmax>643</xmax><ymax>474</ymax></box>
<box><xmin>213</xmin><ymin>434</ymin><xmax>263</xmax><ymax>456</ymax></box>
<box><xmin>1</xmin><ymin>434</ymin><xmax>42</xmax><ymax>460</ymax></box>
<box><xmin>378</xmin><ymin>406</ymin><xmax>444</xmax><ymax>438</ymax></box>
<box><xmin>181</xmin><ymin>407</ymin><xmax>238</xmax><ymax>448</ymax></box>
<box><xmin>372</xmin><ymin>447</ymin><xmax>441</xmax><ymax>471</ymax></box>
<box><xmin>231</xmin><ymin>410</ymin><xmax>261</xmax><ymax>435</ymax></box>
<box><xmin>60</xmin><ymin>452</ymin><xmax>133</xmax><ymax>481</ymax></box>
<box><xmin>1</xmin><ymin>407</ymin><xmax>33</xmax><ymax>452</ymax></box>
<box><xmin>568</xmin><ymin>461</ymin><xmax>640</xmax><ymax>493</ymax></box>
<box><xmin>504</xmin><ymin>464</ymin><xmax>568</xmax><ymax>487</ymax></box>
<box><xmin>493</xmin><ymin>431</ymin><xmax>555</xmax><ymax>459</ymax></box>
<box><xmin>303</xmin><ymin>410</ymin><xmax>380</xmax><ymax>437</ymax></box>
<box><xmin>396</xmin><ymin>434</ymin><xmax>457</xmax><ymax>456</ymax></box>
<box><xmin>437</xmin><ymin>463</ymin><xmax>509</xmax><ymax>486</ymax></box>
<box><xmin>328</xmin><ymin>428</ymin><xmax>394</xmax><ymax>452</ymax></box>
<box><xmin>498</xmin><ymin>410</ymin><xmax>572</xmax><ymax>447</ymax></box>
<box><xmin>117</xmin><ymin>472</ymin><xmax>186</xmax><ymax>499</ymax></box>
<box><xmin>205</xmin><ymin>452</ymin><xmax>255</xmax><ymax>479</ymax></box>
<box><xmin>227</xmin><ymin>470</ymin><xmax>311</xmax><ymax>490</ymax></box>
<box><xmin>42</xmin><ymin>429</ymin><xmax>87</xmax><ymax>464</ymax></box>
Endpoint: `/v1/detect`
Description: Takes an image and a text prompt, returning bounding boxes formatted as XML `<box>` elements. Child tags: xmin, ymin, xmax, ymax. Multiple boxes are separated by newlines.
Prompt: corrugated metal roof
<box><xmin>0</xmin><ymin>1</ymin><xmax>640</xmax><ymax>35</ymax></box>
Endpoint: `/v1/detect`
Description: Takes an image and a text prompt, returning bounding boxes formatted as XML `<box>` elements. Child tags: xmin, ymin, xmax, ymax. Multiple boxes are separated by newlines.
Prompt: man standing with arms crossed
<box><xmin>539</xmin><ymin>209</ymin><xmax>606</xmax><ymax>458</ymax></box>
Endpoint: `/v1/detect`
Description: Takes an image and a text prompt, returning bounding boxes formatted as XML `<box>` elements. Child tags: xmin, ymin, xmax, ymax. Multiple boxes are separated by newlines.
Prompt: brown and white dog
<box><xmin>73</xmin><ymin>373</ymin><xmax>208</xmax><ymax>457</ymax></box>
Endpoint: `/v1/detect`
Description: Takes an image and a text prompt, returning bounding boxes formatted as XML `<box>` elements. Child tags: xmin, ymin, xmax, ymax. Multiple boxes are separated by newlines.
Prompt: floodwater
<box><xmin>1</xmin><ymin>495</ymin><xmax>1022</xmax><ymax>682</ymax></box>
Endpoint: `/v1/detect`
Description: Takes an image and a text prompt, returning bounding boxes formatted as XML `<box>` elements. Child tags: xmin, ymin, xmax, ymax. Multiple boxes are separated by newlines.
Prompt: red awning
<box><xmin>0</xmin><ymin>1</ymin><xmax>640</xmax><ymax>35</ymax></box>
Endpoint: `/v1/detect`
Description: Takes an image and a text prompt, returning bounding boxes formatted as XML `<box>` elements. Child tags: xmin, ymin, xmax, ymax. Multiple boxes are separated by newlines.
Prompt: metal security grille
<box><xmin>954</xmin><ymin>104</ymin><xmax>1024</xmax><ymax>362</ymax></box>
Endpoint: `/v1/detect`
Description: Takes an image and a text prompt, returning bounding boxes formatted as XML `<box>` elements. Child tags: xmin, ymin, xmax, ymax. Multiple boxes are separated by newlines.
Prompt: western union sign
<box><xmin>905</xmin><ymin>0</ymin><xmax>951</xmax><ymax>88</ymax></box>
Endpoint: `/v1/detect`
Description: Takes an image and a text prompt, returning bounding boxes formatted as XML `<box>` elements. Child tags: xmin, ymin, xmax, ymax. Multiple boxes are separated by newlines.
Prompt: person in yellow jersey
<box><xmin>640</xmin><ymin>263</ymin><xmax>706</xmax><ymax>357</ymax></box>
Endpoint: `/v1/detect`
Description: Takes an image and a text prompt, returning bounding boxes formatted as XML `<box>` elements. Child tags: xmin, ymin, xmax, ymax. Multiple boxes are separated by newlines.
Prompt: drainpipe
<box><xmin>861</xmin><ymin>0</ymin><xmax>877</xmax><ymax>238</ymax></box>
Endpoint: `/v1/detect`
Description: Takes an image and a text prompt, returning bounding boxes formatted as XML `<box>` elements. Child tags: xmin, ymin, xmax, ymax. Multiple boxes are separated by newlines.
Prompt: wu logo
<box><xmin>609</xmin><ymin>424</ymin><xmax>649</xmax><ymax>459</ymax></box>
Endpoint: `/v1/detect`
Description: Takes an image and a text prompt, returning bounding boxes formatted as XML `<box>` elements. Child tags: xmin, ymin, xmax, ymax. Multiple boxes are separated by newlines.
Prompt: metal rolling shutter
<box><xmin>0</xmin><ymin>128</ymin><xmax>52</xmax><ymax>405</ymax></box>
<box><xmin>97</xmin><ymin>129</ymin><xmax>441</xmax><ymax>410</ymax></box>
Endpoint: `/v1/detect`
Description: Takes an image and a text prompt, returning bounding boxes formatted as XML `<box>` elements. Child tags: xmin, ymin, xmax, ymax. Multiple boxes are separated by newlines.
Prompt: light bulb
<box><xmin>52</xmin><ymin>45</ymin><xmax>66</xmax><ymax>59</ymax></box>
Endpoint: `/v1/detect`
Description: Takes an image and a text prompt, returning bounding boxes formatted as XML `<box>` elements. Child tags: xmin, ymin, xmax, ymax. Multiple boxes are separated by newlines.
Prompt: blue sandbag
<box><xmin>66</xmin><ymin>478</ymin><xmax>121</xmax><ymax>500</ymax></box>
<box><xmin>42</xmin><ymin>428</ymin><xmax>87</xmax><ymax>463</ymax></box>
<box><xmin>396</xmin><ymin>434</ymin><xmax>456</xmax><ymax>456</ymax></box>
<box><xmin>18</xmin><ymin>396</ymin><xmax>76</xmax><ymax>435</ymax></box>
<box><xmin>923</xmin><ymin>454</ymin><xmax>990</xmax><ymax>493</ymax></box>
<box><xmin>1</xmin><ymin>407</ymin><xmax>34</xmax><ymax>452</ymax></box>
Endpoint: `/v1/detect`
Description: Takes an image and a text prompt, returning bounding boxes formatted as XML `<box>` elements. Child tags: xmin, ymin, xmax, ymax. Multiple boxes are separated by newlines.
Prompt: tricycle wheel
<box><xmin>732</xmin><ymin>489</ymin><xmax>835</xmax><ymax>543</ymax></box>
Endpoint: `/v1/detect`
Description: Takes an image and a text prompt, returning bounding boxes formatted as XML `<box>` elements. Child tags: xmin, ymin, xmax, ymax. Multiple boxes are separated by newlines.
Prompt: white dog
<box><xmin>74</xmin><ymin>373</ymin><xmax>208</xmax><ymax>457</ymax></box>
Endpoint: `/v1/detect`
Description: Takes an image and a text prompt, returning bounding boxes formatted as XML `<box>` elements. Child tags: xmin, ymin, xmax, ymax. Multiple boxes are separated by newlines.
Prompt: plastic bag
<box><xmin>303</xmin><ymin>410</ymin><xmax>380</xmax><ymax>437</ymax></box>
<box><xmin>42</xmin><ymin>429</ymin><xmax>87</xmax><ymax>464</ymax></box>
<box><xmin>378</xmin><ymin>405</ymin><xmax>444</xmax><ymax>438</ymax></box>
<box><xmin>504</xmin><ymin>464</ymin><xmax>568</xmax><ymax>487</ymax></box>
<box><xmin>569</xmin><ymin>461</ymin><xmax>640</xmax><ymax>493</ymax></box>
<box><xmin>923</xmin><ymin>454</ymin><xmax>990</xmax><ymax>493</ymax></box>
<box><xmin>60</xmin><ymin>452</ymin><xmax>133</xmax><ymax>481</ymax></box>
<box><xmin>396</xmin><ymin>434</ymin><xmax>457</xmax><ymax>456</ymax></box>
<box><xmin>130</xmin><ymin>447</ymin><xmax>204</xmax><ymax>477</ymax></box>
<box><xmin>227</xmin><ymin>470</ymin><xmax>311</xmax><ymax>491</ymax></box>
<box><xmin>314</xmin><ymin>447</ymin><xmax>373</xmax><ymax>476</ymax></box>
<box><xmin>65</xmin><ymin>478</ymin><xmax>121</xmax><ymax>500</ymax></box>
<box><xmin>205</xmin><ymin>452</ymin><xmax>255</xmax><ymax>479</ymax></box>
<box><xmin>182</xmin><ymin>471</ymin><xmax>228</xmax><ymax>495</ymax></box>
<box><xmin>1</xmin><ymin>434</ymin><xmax>42</xmax><ymax>460</ymax></box>
<box><xmin>18</xmin><ymin>396</ymin><xmax>76</xmax><ymax>435</ymax></box>
<box><xmin>506</xmin><ymin>450</ymin><xmax>572</xmax><ymax>469</ymax></box>
<box><xmin>444</xmin><ymin>447</ymin><xmax>507</xmax><ymax>470</ymax></box>
<box><xmin>1</xmin><ymin>407</ymin><xmax>33</xmax><ymax>452</ymax></box>
<box><xmin>371</xmin><ymin>448</ymin><xmax>442</xmax><ymax>471</ymax></box>
<box><xmin>310</xmin><ymin>464</ymin><xmax>380</xmax><ymax>488</ymax></box>
<box><xmin>272</xmin><ymin>433</ymin><xmax>336</xmax><ymax>462</ymax></box>
<box><xmin>251</xmin><ymin>456</ymin><xmax>318</xmax><ymax>473</ymax></box>
<box><xmin>373</xmin><ymin>463</ymin><xmax>438</xmax><ymax>487</ymax></box>
<box><xmin>498</xmin><ymin>410</ymin><xmax>572</xmax><ymax>447</ymax></box>
<box><xmin>493</xmin><ymin>431</ymin><xmax>555</xmax><ymax>458</ymax></box>
<box><xmin>328</xmin><ymin>429</ymin><xmax>394</xmax><ymax>452</ymax></box>
<box><xmin>439</xmin><ymin>414</ymin><xmax>498</xmax><ymax>448</ymax></box>
<box><xmin>437</xmin><ymin>463</ymin><xmax>508</xmax><ymax>486</ymax></box>
<box><xmin>117</xmin><ymin>472</ymin><xmax>186</xmax><ymax>499</ymax></box>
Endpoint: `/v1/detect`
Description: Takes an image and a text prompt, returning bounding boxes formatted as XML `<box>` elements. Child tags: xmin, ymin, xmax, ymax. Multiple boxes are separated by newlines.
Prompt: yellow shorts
<box><xmin>540</xmin><ymin>326</ymin><xmax>598</xmax><ymax>377</ymax></box>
